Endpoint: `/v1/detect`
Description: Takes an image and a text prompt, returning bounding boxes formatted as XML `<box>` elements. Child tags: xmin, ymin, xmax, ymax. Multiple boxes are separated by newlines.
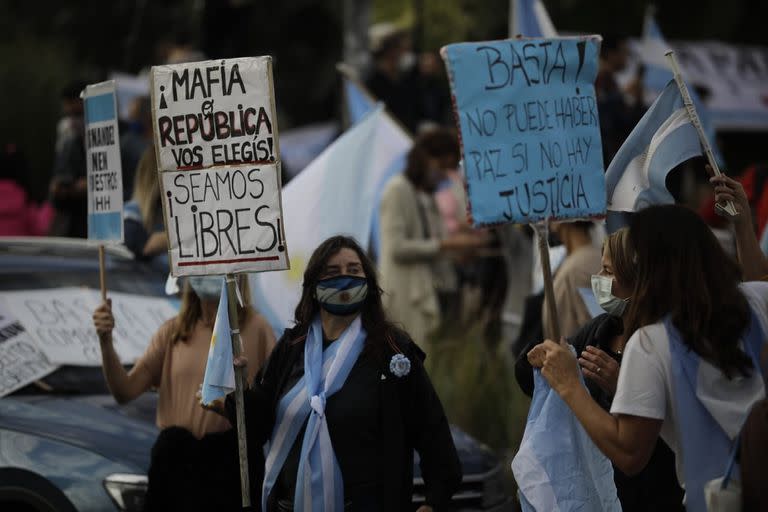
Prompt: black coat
<box><xmin>227</xmin><ymin>326</ymin><xmax>462</xmax><ymax>511</ymax></box>
<box><xmin>514</xmin><ymin>314</ymin><xmax>685</xmax><ymax>512</ymax></box>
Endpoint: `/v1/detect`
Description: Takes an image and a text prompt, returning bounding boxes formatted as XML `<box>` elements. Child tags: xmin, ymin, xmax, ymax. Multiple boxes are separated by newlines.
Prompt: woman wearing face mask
<box><xmin>207</xmin><ymin>235</ymin><xmax>462</xmax><ymax>511</ymax></box>
<box><xmin>92</xmin><ymin>274</ymin><xmax>275</xmax><ymax>510</ymax></box>
<box><xmin>515</xmin><ymin>228</ymin><xmax>684</xmax><ymax>511</ymax></box>
<box><xmin>379</xmin><ymin>128</ymin><xmax>488</xmax><ymax>347</ymax></box>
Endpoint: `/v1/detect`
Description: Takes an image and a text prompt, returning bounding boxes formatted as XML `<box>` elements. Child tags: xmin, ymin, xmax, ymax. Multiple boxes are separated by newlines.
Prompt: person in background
<box><xmin>0</xmin><ymin>143</ymin><xmax>53</xmax><ymax>236</ymax></box>
<box><xmin>529</xmin><ymin>205</ymin><xmax>768</xmax><ymax>511</ymax></box>
<box><xmin>207</xmin><ymin>235</ymin><xmax>461</xmax><ymax>510</ymax></box>
<box><xmin>119</xmin><ymin>96</ymin><xmax>153</xmax><ymax>201</ymax></box>
<box><xmin>516</xmin><ymin>228</ymin><xmax>684</xmax><ymax>511</ymax></box>
<box><xmin>365</xmin><ymin>23</ymin><xmax>422</xmax><ymax>133</ymax></box>
<box><xmin>92</xmin><ymin>275</ymin><xmax>275</xmax><ymax>510</ymax></box>
<box><xmin>49</xmin><ymin>81</ymin><xmax>88</xmax><ymax>238</ymax></box>
<box><xmin>596</xmin><ymin>35</ymin><xmax>645</xmax><ymax>164</ymax></box>
<box><xmin>739</xmin><ymin>342</ymin><xmax>768</xmax><ymax>510</ymax></box>
<box><xmin>542</xmin><ymin>221</ymin><xmax>601</xmax><ymax>341</ymax></box>
<box><xmin>124</xmin><ymin>145</ymin><xmax>168</xmax><ymax>271</ymax></box>
<box><xmin>379</xmin><ymin>128</ymin><xmax>488</xmax><ymax>346</ymax></box>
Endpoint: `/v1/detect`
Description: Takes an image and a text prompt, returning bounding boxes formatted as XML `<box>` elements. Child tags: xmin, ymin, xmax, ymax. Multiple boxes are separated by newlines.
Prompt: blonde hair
<box><xmin>603</xmin><ymin>227</ymin><xmax>636</xmax><ymax>290</ymax></box>
<box><xmin>172</xmin><ymin>275</ymin><xmax>253</xmax><ymax>343</ymax></box>
<box><xmin>131</xmin><ymin>145</ymin><xmax>161</xmax><ymax>231</ymax></box>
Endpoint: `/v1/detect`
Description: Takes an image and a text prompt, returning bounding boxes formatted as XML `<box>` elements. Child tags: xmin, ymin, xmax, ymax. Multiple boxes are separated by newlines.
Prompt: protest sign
<box><xmin>0</xmin><ymin>302</ymin><xmax>56</xmax><ymax>397</ymax></box>
<box><xmin>151</xmin><ymin>57</ymin><xmax>279</xmax><ymax>171</ymax></box>
<box><xmin>442</xmin><ymin>36</ymin><xmax>606</xmax><ymax>226</ymax></box>
<box><xmin>151</xmin><ymin>56</ymin><xmax>289</xmax><ymax>277</ymax></box>
<box><xmin>1</xmin><ymin>288</ymin><xmax>178</xmax><ymax>366</ymax></box>
<box><xmin>83</xmin><ymin>80</ymin><xmax>124</xmax><ymax>242</ymax></box>
<box><xmin>160</xmin><ymin>162</ymin><xmax>288</xmax><ymax>276</ymax></box>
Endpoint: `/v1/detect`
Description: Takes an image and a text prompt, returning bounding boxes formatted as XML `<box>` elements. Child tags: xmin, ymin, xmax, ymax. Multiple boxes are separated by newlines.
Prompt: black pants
<box><xmin>144</xmin><ymin>426</ymin><xmax>263</xmax><ymax>512</ymax></box>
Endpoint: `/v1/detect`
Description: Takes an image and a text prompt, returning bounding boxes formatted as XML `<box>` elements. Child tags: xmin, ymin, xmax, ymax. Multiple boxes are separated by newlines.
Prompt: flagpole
<box><xmin>665</xmin><ymin>51</ymin><xmax>737</xmax><ymax>217</ymax></box>
<box><xmin>225</xmin><ymin>274</ymin><xmax>251</xmax><ymax>509</ymax></box>
<box><xmin>533</xmin><ymin>222</ymin><xmax>561</xmax><ymax>342</ymax></box>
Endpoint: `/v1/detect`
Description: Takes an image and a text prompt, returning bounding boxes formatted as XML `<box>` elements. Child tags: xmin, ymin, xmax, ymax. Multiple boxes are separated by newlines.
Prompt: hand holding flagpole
<box><xmin>665</xmin><ymin>51</ymin><xmax>737</xmax><ymax>217</ymax></box>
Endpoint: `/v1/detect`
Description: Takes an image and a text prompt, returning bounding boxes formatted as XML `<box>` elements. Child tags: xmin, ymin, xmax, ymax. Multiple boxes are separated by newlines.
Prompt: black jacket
<box><xmin>514</xmin><ymin>314</ymin><xmax>685</xmax><ymax>512</ymax></box>
<box><xmin>227</xmin><ymin>326</ymin><xmax>462</xmax><ymax>511</ymax></box>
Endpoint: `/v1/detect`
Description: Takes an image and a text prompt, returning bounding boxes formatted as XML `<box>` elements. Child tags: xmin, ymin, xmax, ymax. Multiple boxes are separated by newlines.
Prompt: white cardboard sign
<box><xmin>1</xmin><ymin>288</ymin><xmax>178</xmax><ymax>366</ymax></box>
<box><xmin>0</xmin><ymin>302</ymin><xmax>56</xmax><ymax>398</ymax></box>
<box><xmin>151</xmin><ymin>56</ymin><xmax>279</xmax><ymax>171</ymax></box>
<box><xmin>161</xmin><ymin>162</ymin><xmax>289</xmax><ymax>276</ymax></box>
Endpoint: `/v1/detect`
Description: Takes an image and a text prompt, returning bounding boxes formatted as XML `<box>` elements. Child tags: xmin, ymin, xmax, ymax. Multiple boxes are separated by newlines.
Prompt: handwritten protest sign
<box><xmin>83</xmin><ymin>80</ymin><xmax>124</xmax><ymax>241</ymax></box>
<box><xmin>151</xmin><ymin>56</ymin><xmax>289</xmax><ymax>277</ymax></box>
<box><xmin>0</xmin><ymin>302</ymin><xmax>56</xmax><ymax>397</ymax></box>
<box><xmin>151</xmin><ymin>57</ymin><xmax>279</xmax><ymax>171</ymax></box>
<box><xmin>161</xmin><ymin>162</ymin><xmax>289</xmax><ymax>276</ymax></box>
<box><xmin>442</xmin><ymin>36</ymin><xmax>606</xmax><ymax>226</ymax></box>
<box><xmin>1</xmin><ymin>289</ymin><xmax>178</xmax><ymax>366</ymax></box>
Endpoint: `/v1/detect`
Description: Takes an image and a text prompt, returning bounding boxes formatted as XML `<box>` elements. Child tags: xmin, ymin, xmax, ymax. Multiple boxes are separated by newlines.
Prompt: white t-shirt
<box><xmin>610</xmin><ymin>281</ymin><xmax>768</xmax><ymax>484</ymax></box>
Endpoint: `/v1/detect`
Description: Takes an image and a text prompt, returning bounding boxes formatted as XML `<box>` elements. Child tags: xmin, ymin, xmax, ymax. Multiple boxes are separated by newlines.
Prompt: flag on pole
<box><xmin>250</xmin><ymin>105</ymin><xmax>412</xmax><ymax>333</ymax></box>
<box><xmin>639</xmin><ymin>8</ymin><xmax>723</xmax><ymax>166</ymax></box>
<box><xmin>200</xmin><ymin>280</ymin><xmax>234</xmax><ymax>406</ymax></box>
<box><xmin>605</xmin><ymin>80</ymin><xmax>702</xmax><ymax>231</ymax></box>
<box><xmin>510</xmin><ymin>0</ymin><xmax>557</xmax><ymax>38</ymax></box>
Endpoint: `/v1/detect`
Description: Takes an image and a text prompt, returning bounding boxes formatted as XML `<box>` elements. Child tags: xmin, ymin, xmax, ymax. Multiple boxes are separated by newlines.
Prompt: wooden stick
<box><xmin>534</xmin><ymin>222</ymin><xmax>561</xmax><ymax>341</ymax></box>
<box><xmin>98</xmin><ymin>245</ymin><xmax>107</xmax><ymax>302</ymax></box>
<box><xmin>225</xmin><ymin>274</ymin><xmax>251</xmax><ymax>508</ymax></box>
<box><xmin>664</xmin><ymin>51</ymin><xmax>737</xmax><ymax>217</ymax></box>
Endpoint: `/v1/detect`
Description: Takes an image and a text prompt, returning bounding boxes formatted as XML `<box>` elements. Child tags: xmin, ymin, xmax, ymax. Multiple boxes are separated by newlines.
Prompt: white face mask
<box><xmin>188</xmin><ymin>276</ymin><xmax>223</xmax><ymax>302</ymax></box>
<box><xmin>591</xmin><ymin>274</ymin><xmax>629</xmax><ymax>317</ymax></box>
<box><xmin>399</xmin><ymin>51</ymin><xmax>416</xmax><ymax>71</ymax></box>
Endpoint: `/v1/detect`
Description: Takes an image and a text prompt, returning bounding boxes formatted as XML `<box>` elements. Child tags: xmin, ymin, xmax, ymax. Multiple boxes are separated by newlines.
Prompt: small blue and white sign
<box><xmin>442</xmin><ymin>36</ymin><xmax>607</xmax><ymax>226</ymax></box>
<box><xmin>83</xmin><ymin>80</ymin><xmax>124</xmax><ymax>242</ymax></box>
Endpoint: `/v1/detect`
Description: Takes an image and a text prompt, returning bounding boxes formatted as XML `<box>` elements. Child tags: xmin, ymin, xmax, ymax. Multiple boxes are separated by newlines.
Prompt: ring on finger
<box><xmin>596</xmin><ymin>366</ymin><xmax>602</xmax><ymax>374</ymax></box>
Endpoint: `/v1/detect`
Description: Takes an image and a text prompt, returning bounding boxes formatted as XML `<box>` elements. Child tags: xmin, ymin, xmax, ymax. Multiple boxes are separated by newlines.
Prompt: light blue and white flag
<box><xmin>639</xmin><ymin>8</ymin><xmax>723</xmax><ymax>166</ymax></box>
<box><xmin>605</xmin><ymin>80</ymin><xmax>702</xmax><ymax>231</ymax></box>
<box><xmin>512</xmin><ymin>368</ymin><xmax>621</xmax><ymax>511</ymax></box>
<box><xmin>343</xmin><ymin>76</ymin><xmax>376</xmax><ymax>125</ymax></box>
<box><xmin>510</xmin><ymin>0</ymin><xmax>557</xmax><ymax>38</ymax></box>
<box><xmin>250</xmin><ymin>105</ymin><xmax>411</xmax><ymax>333</ymax></box>
<box><xmin>200</xmin><ymin>280</ymin><xmax>234</xmax><ymax>406</ymax></box>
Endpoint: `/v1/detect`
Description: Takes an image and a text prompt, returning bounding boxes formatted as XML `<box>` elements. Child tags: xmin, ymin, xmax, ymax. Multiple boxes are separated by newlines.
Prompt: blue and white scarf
<box><xmin>262</xmin><ymin>315</ymin><xmax>367</xmax><ymax>511</ymax></box>
<box><xmin>666</xmin><ymin>306</ymin><xmax>764</xmax><ymax>512</ymax></box>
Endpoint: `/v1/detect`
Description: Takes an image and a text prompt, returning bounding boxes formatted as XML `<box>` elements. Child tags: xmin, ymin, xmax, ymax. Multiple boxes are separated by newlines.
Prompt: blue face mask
<box><xmin>188</xmin><ymin>276</ymin><xmax>223</xmax><ymax>302</ymax></box>
<box><xmin>316</xmin><ymin>275</ymin><xmax>368</xmax><ymax>316</ymax></box>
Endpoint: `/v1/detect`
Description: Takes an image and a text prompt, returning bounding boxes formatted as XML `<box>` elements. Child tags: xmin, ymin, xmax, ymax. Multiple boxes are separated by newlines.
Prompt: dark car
<box><xmin>0</xmin><ymin>237</ymin><xmax>511</xmax><ymax>511</ymax></box>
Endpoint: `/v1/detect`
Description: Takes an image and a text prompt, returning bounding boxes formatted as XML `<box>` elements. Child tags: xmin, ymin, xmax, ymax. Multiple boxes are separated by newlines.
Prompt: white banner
<box><xmin>161</xmin><ymin>163</ymin><xmax>289</xmax><ymax>276</ymax></box>
<box><xmin>0</xmin><ymin>288</ymin><xmax>178</xmax><ymax>366</ymax></box>
<box><xmin>151</xmin><ymin>56</ymin><xmax>279</xmax><ymax>171</ymax></box>
<box><xmin>0</xmin><ymin>302</ymin><xmax>56</xmax><ymax>398</ymax></box>
<box><xmin>83</xmin><ymin>80</ymin><xmax>124</xmax><ymax>241</ymax></box>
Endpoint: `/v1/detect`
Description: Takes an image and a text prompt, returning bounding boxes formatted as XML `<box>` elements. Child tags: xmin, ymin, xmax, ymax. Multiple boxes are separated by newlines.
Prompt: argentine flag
<box><xmin>200</xmin><ymin>280</ymin><xmax>235</xmax><ymax>406</ymax></box>
<box><xmin>605</xmin><ymin>80</ymin><xmax>702</xmax><ymax>230</ymax></box>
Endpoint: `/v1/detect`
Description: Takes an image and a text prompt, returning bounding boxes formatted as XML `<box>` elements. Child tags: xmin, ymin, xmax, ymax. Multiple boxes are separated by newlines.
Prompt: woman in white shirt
<box><xmin>528</xmin><ymin>204</ymin><xmax>767</xmax><ymax>511</ymax></box>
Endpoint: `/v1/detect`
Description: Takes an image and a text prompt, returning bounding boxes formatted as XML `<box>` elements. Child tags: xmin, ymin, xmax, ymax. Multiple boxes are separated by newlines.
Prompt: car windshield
<box><xmin>0</xmin><ymin>248</ymin><xmax>171</xmax><ymax>396</ymax></box>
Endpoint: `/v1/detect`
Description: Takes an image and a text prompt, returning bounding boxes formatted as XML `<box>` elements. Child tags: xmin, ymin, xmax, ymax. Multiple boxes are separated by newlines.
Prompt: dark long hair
<box><xmin>624</xmin><ymin>205</ymin><xmax>752</xmax><ymax>378</ymax></box>
<box><xmin>294</xmin><ymin>236</ymin><xmax>401</xmax><ymax>358</ymax></box>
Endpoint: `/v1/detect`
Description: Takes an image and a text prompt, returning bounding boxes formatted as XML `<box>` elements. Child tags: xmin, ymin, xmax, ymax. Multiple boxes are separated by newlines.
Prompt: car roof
<box><xmin>0</xmin><ymin>237</ymin><xmax>134</xmax><ymax>261</ymax></box>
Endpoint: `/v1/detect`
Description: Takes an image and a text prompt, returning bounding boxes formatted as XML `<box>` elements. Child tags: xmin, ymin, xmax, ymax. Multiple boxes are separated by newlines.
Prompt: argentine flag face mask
<box><xmin>316</xmin><ymin>275</ymin><xmax>369</xmax><ymax>316</ymax></box>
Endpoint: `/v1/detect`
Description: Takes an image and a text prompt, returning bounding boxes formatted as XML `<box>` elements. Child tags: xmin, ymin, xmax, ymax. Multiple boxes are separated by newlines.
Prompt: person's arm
<box><xmin>710</xmin><ymin>171</ymin><xmax>768</xmax><ymax>280</ymax></box>
<box><xmin>92</xmin><ymin>300</ymin><xmax>155</xmax><ymax>404</ymax></box>
<box><xmin>405</xmin><ymin>342</ymin><xmax>462</xmax><ymax>509</ymax></box>
<box><xmin>529</xmin><ymin>339</ymin><xmax>663</xmax><ymax>475</ymax></box>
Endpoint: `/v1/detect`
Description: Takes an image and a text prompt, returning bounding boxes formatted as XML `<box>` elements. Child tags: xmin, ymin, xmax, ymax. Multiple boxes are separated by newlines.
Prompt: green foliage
<box><xmin>426</xmin><ymin>325</ymin><xmax>530</xmax><ymax>494</ymax></box>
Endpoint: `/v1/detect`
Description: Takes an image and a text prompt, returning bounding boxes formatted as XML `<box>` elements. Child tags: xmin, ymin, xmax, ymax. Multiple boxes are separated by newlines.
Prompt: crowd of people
<box><xmin>1</xmin><ymin>20</ymin><xmax>767</xmax><ymax>512</ymax></box>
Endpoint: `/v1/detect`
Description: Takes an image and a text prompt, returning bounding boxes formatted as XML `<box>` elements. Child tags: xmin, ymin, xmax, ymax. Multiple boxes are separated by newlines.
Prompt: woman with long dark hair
<box><xmin>213</xmin><ymin>235</ymin><xmax>461</xmax><ymax>511</ymax></box>
<box><xmin>516</xmin><ymin>228</ymin><xmax>683</xmax><ymax>510</ymax></box>
<box><xmin>528</xmin><ymin>205</ymin><xmax>768</xmax><ymax>510</ymax></box>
